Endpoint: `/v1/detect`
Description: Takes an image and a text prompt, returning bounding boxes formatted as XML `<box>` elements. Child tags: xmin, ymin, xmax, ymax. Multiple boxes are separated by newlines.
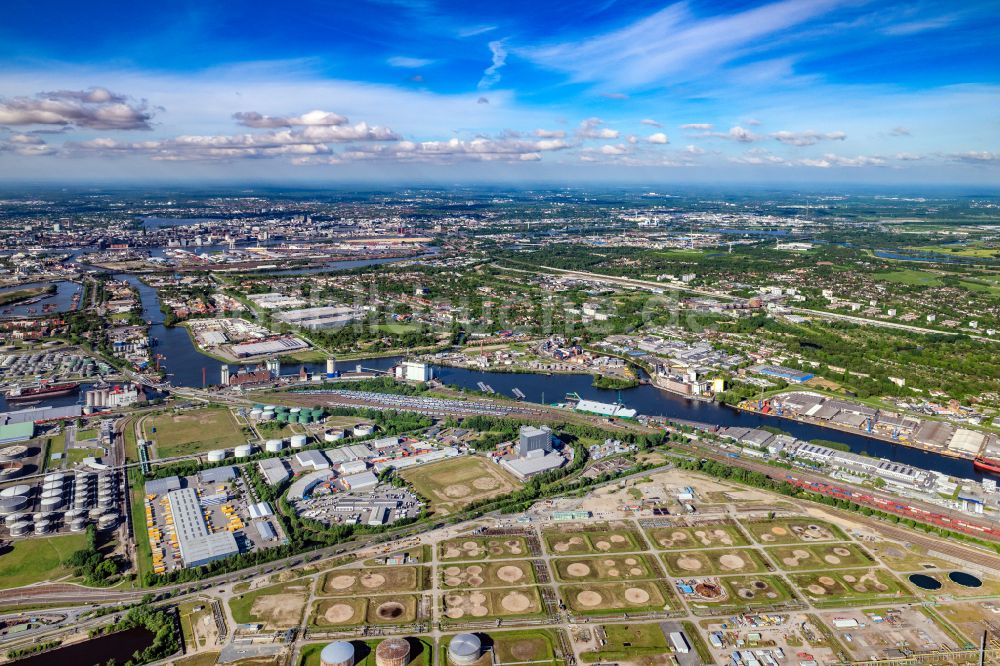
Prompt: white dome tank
<box><xmin>265</xmin><ymin>439</ymin><xmax>284</xmax><ymax>453</ymax></box>
<box><xmin>290</xmin><ymin>435</ymin><xmax>308</xmax><ymax>448</ymax></box>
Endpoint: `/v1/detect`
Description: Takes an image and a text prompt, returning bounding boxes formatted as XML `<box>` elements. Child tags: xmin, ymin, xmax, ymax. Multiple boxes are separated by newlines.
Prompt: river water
<box><xmin>0</xmin><ymin>280</ymin><xmax>81</xmax><ymax>319</ymax></box>
<box><xmin>10</xmin><ymin>626</ymin><xmax>155</xmax><ymax>666</ymax></box>
<box><xmin>0</xmin><ymin>244</ymin><xmax>956</xmax><ymax>482</ymax></box>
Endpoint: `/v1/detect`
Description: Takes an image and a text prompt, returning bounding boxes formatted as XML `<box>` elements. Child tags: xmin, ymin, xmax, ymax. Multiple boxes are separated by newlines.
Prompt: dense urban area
<box><xmin>0</xmin><ymin>187</ymin><xmax>999</xmax><ymax>666</ymax></box>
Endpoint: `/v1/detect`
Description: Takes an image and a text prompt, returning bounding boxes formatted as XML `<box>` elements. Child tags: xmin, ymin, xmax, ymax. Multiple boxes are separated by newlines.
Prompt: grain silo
<box><xmin>375</xmin><ymin>638</ymin><xmax>410</xmax><ymax>666</ymax></box>
<box><xmin>320</xmin><ymin>641</ymin><xmax>355</xmax><ymax>666</ymax></box>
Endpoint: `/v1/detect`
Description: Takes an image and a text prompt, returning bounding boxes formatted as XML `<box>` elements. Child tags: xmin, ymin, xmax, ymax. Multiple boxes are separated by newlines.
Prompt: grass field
<box><xmin>645</xmin><ymin>523</ymin><xmax>750</xmax><ymax>549</ymax></box>
<box><xmin>552</xmin><ymin>554</ymin><xmax>658</xmax><ymax>582</ymax></box>
<box><xmin>742</xmin><ymin>518</ymin><xmax>845</xmax><ymax>544</ymax></box>
<box><xmin>145</xmin><ymin>407</ymin><xmax>246</xmax><ymax>457</ymax></box>
<box><xmin>178</xmin><ymin>601</ymin><xmax>215</xmax><ymax>651</ymax></box>
<box><xmin>66</xmin><ymin>446</ymin><xmax>104</xmax><ymax>464</ymax></box>
<box><xmin>489</xmin><ymin>630</ymin><xmax>559</xmax><ymax>665</ymax></box>
<box><xmin>766</xmin><ymin>543</ymin><xmax>872</xmax><ymax>570</ymax></box>
<box><xmin>580</xmin><ymin>623</ymin><xmax>670</xmax><ymax>663</ymax></box>
<box><xmin>311</xmin><ymin>594</ymin><xmax>421</xmax><ymax>626</ymax></box>
<box><xmin>662</xmin><ymin>548</ymin><xmax>770</xmax><ymax>577</ymax></box>
<box><xmin>543</xmin><ymin>524</ymin><xmax>644</xmax><ymax>555</ymax></box>
<box><xmin>789</xmin><ymin>568</ymin><xmax>910</xmax><ymax>606</ymax></box>
<box><xmin>228</xmin><ymin>582</ymin><xmax>310</xmax><ymax>629</ymax></box>
<box><xmin>561</xmin><ymin>581</ymin><xmax>672</xmax><ymax>614</ymax></box>
<box><xmin>0</xmin><ymin>533</ymin><xmax>88</xmax><ymax>588</ymax></box>
<box><xmin>400</xmin><ymin>456</ymin><xmax>520</xmax><ymax>515</ymax></box>
<box><xmin>874</xmin><ymin>269</ymin><xmax>944</xmax><ymax>286</ymax></box>
<box><xmin>439</xmin><ymin>536</ymin><xmax>530</xmax><ymax>561</ymax></box>
<box><xmin>443</xmin><ymin>586</ymin><xmax>544</xmax><ymax>620</ymax></box>
<box><xmin>319</xmin><ymin>566</ymin><xmax>425</xmax><ymax>596</ymax></box>
<box><xmin>300</xmin><ymin>638</ymin><xmax>433</xmax><ymax>666</ymax></box>
<box><xmin>441</xmin><ymin>560</ymin><xmax>535</xmax><ymax>588</ymax></box>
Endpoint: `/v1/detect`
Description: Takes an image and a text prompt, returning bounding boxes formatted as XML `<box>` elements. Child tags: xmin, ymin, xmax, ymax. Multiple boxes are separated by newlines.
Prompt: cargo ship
<box><xmin>4</xmin><ymin>381</ymin><xmax>80</xmax><ymax>402</ymax></box>
<box><xmin>973</xmin><ymin>456</ymin><xmax>1000</xmax><ymax>477</ymax></box>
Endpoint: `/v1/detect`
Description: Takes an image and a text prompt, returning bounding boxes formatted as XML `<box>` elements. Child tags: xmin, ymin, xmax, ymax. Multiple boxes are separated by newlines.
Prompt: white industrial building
<box><xmin>166</xmin><ymin>488</ymin><xmax>240</xmax><ymax>568</ymax></box>
<box><xmin>396</xmin><ymin>360</ymin><xmax>433</xmax><ymax>382</ymax></box>
<box><xmin>274</xmin><ymin>306</ymin><xmax>361</xmax><ymax>330</ymax></box>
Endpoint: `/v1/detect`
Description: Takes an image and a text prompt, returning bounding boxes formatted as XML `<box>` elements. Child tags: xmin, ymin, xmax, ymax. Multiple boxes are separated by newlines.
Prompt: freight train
<box><xmin>784</xmin><ymin>476</ymin><xmax>1000</xmax><ymax>540</ymax></box>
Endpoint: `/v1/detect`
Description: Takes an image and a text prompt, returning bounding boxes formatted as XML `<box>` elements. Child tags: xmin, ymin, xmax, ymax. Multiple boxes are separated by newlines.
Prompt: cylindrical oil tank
<box><xmin>249</xmin><ymin>409</ymin><xmax>263</xmax><ymax>420</ymax></box>
<box><xmin>0</xmin><ymin>445</ymin><xmax>29</xmax><ymax>460</ymax></box>
<box><xmin>88</xmin><ymin>508</ymin><xmax>105</xmax><ymax>520</ymax></box>
<box><xmin>321</xmin><ymin>641</ymin><xmax>355</xmax><ymax>666</ymax></box>
<box><xmin>97</xmin><ymin>513</ymin><xmax>118</xmax><ymax>530</ymax></box>
<box><xmin>275</xmin><ymin>413</ymin><xmax>288</xmax><ymax>423</ymax></box>
<box><xmin>265</xmin><ymin>439</ymin><xmax>284</xmax><ymax>453</ymax></box>
<box><xmin>65</xmin><ymin>508</ymin><xmax>86</xmax><ymax>520</ymax></box>
<box><xmin>9</xmin><ymin>521</ymin><xmax>31</xmax><ymax>537</ymax></box>
<box><xmin>0</xmin><ymin>496</ymin><xmax>29</xmax><ymax>514</ymax></box>
<box><xmin>0</xmin><ymin>462</ymin><xmax>24</xmax><ymax>480</ymax></box>
<box><xmin>41</xmin><ymin>490</ymin><xmax>63</xmax><ymax>502</ymax></box>
<box><xmin>448</xmin><ymin>634</ymin><xmax>482</xmax><ymax>666</ymax></box>
<box><xmin>207</xmin><ymin>449</ymin><xmax>227</xmax><ymax>462</ymax></box>
<box><xmin>290</xmin><ymin>434</ymin><xmax>307</xmax><ymax>448</ymax></box>
<box><xmin>41</xmin><ymin>496</ymin><xmax>64</xmax><ymax>511</ymax></box>
<box><xmin>4</xmin><ymin>513</ymin><xmax>24</xmax><ymax>526</ymax></box>
<box><xmin>324</xmin><ymin>431</ymin><xmax>344</xmax><ymax>443</ymax></box>
<box><xmin>43</xmin><ymin>473</ymin><xmax>63</xmax><ymax>484</ymax></box>
<box><xmin>97</xmin><ymin>495</ymin><xmax>114</xmax><ymax>509</ymax></box>
<box><xmin>75</xmin><ymin>496</ymin><xmax>93</xmax><ymax>510</ymax></box>
<box><xmin>234</xmin><ymin>444</ymin><xmax>253</xmax><ymax>458</ymax></box>
<box><xmin>70</xmin><ymin>517</ymin><xmax>88</xmax><ymax>532</ymax></box>
<box><xmin>0</xmin><ymin>484</ymin><xmax>30</xmax><ymax>498</ymax></box>
<box><xmin>34</xmin><ymin>519</ymin><xmax>51</xmax><ymax>535</ymax></box>
<box><xmin>264</xmin><ymin>405</ymin><xmax>277</xmax><ymax>412</ymax></box>
<box><xmin>259</xmin><ymin>410</ymin><xmax>275</xmax><ymax>422</ymax></box>
<box><xmin>375</xmin><ymin>638</ymin><xmax>410</xmax><ymax>666</ymax></box>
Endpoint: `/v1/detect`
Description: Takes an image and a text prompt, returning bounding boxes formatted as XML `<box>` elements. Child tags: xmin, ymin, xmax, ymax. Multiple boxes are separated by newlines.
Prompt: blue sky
<box><xmin>0</xmin><ymin>0</ymin><xmax>997</xmax><ymax>184</ymax></box>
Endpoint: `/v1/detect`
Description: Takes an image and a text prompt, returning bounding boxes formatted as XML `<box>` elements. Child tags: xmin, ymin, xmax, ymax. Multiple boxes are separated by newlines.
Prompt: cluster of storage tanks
<box><xmin>0</xmin><ymin>445</ymin><xmax>30</xmax><ymax>481</ymax></box>
<box><xmin>247</xmin><ymin>405</ymin><xmax>325</xmax><ymax>425</ymax></box>
<box><xmin>206</xmin><ymin>434</ymin><xmax>309</xmax><ymax>462</ymax></box>
<box><xmin>319</xmin><ymin>638</ymin><xmax>419</xmax><ymax>666</ymax></box>
<box><xmin>0</xmin><ymin>471</ymin><xmax>120</xmax><ymax>537</ymax></box>
<box><xmin>0</xmin><ymin>351</ymin><xmax>105</xmax><ymax>379</ymax></box>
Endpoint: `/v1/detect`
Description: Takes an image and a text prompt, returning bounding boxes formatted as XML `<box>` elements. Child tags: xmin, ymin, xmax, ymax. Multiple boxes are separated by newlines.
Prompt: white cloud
<box><xmin>387</xmin><ymin>56</ymin><xmax>435</xmax><ymax>68</ymax></box>
<box><xmin>703</xmin><ymin>125</ymin><xmax>761</xmax><ymax>142</ymax></box>
<box><xmin>945</xmin><ymin>151</ymin><xmax>998</xmax><ymax>163</ymax></box>
<box><xmin>647</xmin><ymin>132</ymin><xmax>669</xmax><ymax>144</ymax></box>
<box><xmin>577</xmin><ymin>117</ymin><xmax>619</xmax><ymax>139</ymax></box>
<box><xmin>534</xmin><ymin>129</ymin><xmax>566</xmax><ymax>138</ymax></box>
<box><xmin>798</xmin><ymin>153</ymin><xmax>887</xmax><ymax>167</ymax></box>
<box><xmin>478</xmin><ymin>40</ymin><xmax>508</xmax><ymax>90</ymax></box>
<box><xmin>684</xmin><ymin>144</ymin><xmax>705</xmax><ymax>154</ymax></box>
<box><xmin>681</xmin><ymin>123</ymin><xmax>713</xmax><ymax>130</ymax></box>
<box><xmin>771</xmin><ymin>129</ymin><xmax>846</xmax><ymax>146</ymax></box>
<box><xmin>0</xmin><ymin>87</ymin><xmax>153</xmax><ymax>130</ymax></box>
<box><xmin>640</xmin><ymin>118</ymin><xmax>661</xmax><ymax>127</ymax></box>
<box><xmin>520</xmin><ymin>0</ymin><xmax>845</xmax><ymax>89</ymax></box>
<box><xmin>889</xmin><ymin>126</ymin><xmax>911</xmax><ymax>136</ymax></box>
<box><xmin>599</xmin><ymin>144</ymin><xmax>628</xmax><ymax>155</ymax></box>
<box><xmin>233</xmin><ymin>110</ymin><xmax>348</xmax><ymax>128</ymax></box>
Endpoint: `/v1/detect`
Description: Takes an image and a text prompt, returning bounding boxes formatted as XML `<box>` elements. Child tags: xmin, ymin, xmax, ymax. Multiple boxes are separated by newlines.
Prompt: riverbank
<box><xmin>0</xmin><ymin>284</ymin><xmax>54</xmax><ymax>307</ymax></box>
<box><xmin>735</xmin><ymin>402</ymin><xmax>976</xmax><ymax>460</ymax></box>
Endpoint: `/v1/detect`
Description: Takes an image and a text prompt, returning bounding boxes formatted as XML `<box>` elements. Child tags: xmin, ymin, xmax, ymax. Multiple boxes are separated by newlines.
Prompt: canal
<box><xmin>10</xmin><ymin>626</ymin><xmax>155</xmax><ymax>666</ymax></box>
<box><xmin>110</xmin><ymin>271</ymin><xmax>984</xmax><ymax>482</ymax></box>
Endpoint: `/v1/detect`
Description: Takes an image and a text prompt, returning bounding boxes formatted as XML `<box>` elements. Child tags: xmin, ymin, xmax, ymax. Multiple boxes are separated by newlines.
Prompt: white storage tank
<box><xmin>41</xmin><ymin>496</ymin><xmax>64</xmax><ymax>511</ymax></box>
<box><xmin>265</xmin><ymin>439</ymin><xmax>284</xmax><ymax>453</ymax></box>
<box><xmin>259</xmin><ymin>410</ymin><xmax>275</xmax><ymax>421</ymax></box>
<box><xmin>97</xmin><ymin>513</ymin><xmax>119</xmax><ymax>530</ymax></box>
<box><xmin>290</xmin><ymin>435</ymin><xmax>308</xmax><ymax>448</ymax></box>
<box><xmin>4</xmin><ymin>512</ymin><xmax>25</xmax><ymax>526</ymax></box>
<box><xmin>234</xmin><ymin>444</ymin><xmax>254</xmax><ymax>458</ymax></box>
<box><xmin>448</xmin><ymin>634</ymin><xmax>483</xmax><ymax>666</ymax></box>
<box><xmin>353</xmin><ymin>424</ymin><xmax>375</xmax><ymax>437</ymax></box>
<box><xmin>43</xmin><ymin>473</ymin><xmax>63</xmax><ymax>484</ymax></box>
<box><xmin>249</xmin><ymin>409</ymin><xmax>263</xmax><ymax>420</ymax></box>
<box><xmin>9</xmin><ymin>521</ymin><xmax>31</xmax><ymax>537</ymax></box>
<box><xmin>70</xmin><ymin>518</ymin><xmax>88</xmax><ymax>532</ymax></box>
<box><xmin>207</xmin><ymin>449</ymin><xmax>227</xmax><ymax>462</ymax></box>
<box><xmin>34</xmin><ymin>519</ymin><xmax>52</xmax><ymax>535</ymax></box>
<box><xmin>324</xmin><ymin>430</ymin><xmax>345</xmax><ymax>443</ymax></box>
<box><xmin>0</xmin><ymin>484</ymin><xmax>31</xmax><ymax>498</ymax></box>
<box><xmin>0</xmin><ymin>496</ymin><xmax>29</xmax><ymax>514</ymax></box>
<box><xmin>320</xmin><ymin>641</ymin><xmax>355</xmax><ymax>666</ymax></box>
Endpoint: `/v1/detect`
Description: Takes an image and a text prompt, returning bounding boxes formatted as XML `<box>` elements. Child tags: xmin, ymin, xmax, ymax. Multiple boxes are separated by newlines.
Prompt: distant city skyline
<box><xmin>0</xmin><ymin>0</ymin><xmax>997</xmax><ymax>184</ymax></box>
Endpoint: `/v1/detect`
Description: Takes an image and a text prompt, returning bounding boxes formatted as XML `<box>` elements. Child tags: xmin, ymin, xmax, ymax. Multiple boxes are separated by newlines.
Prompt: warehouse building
<box><xmin>166</xmin><ymin>487</ymin><xmax>240</xmax><ymax>568</ymax></box>
<box><xmin>274</xmin><ymin>306</ymin><xmax>361</xmax><ymax>330</ymax></box>
<box><xmin>0</xmin><ymin>422</ymin><xmax>34</xmax><ymax>445</ymax></box>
